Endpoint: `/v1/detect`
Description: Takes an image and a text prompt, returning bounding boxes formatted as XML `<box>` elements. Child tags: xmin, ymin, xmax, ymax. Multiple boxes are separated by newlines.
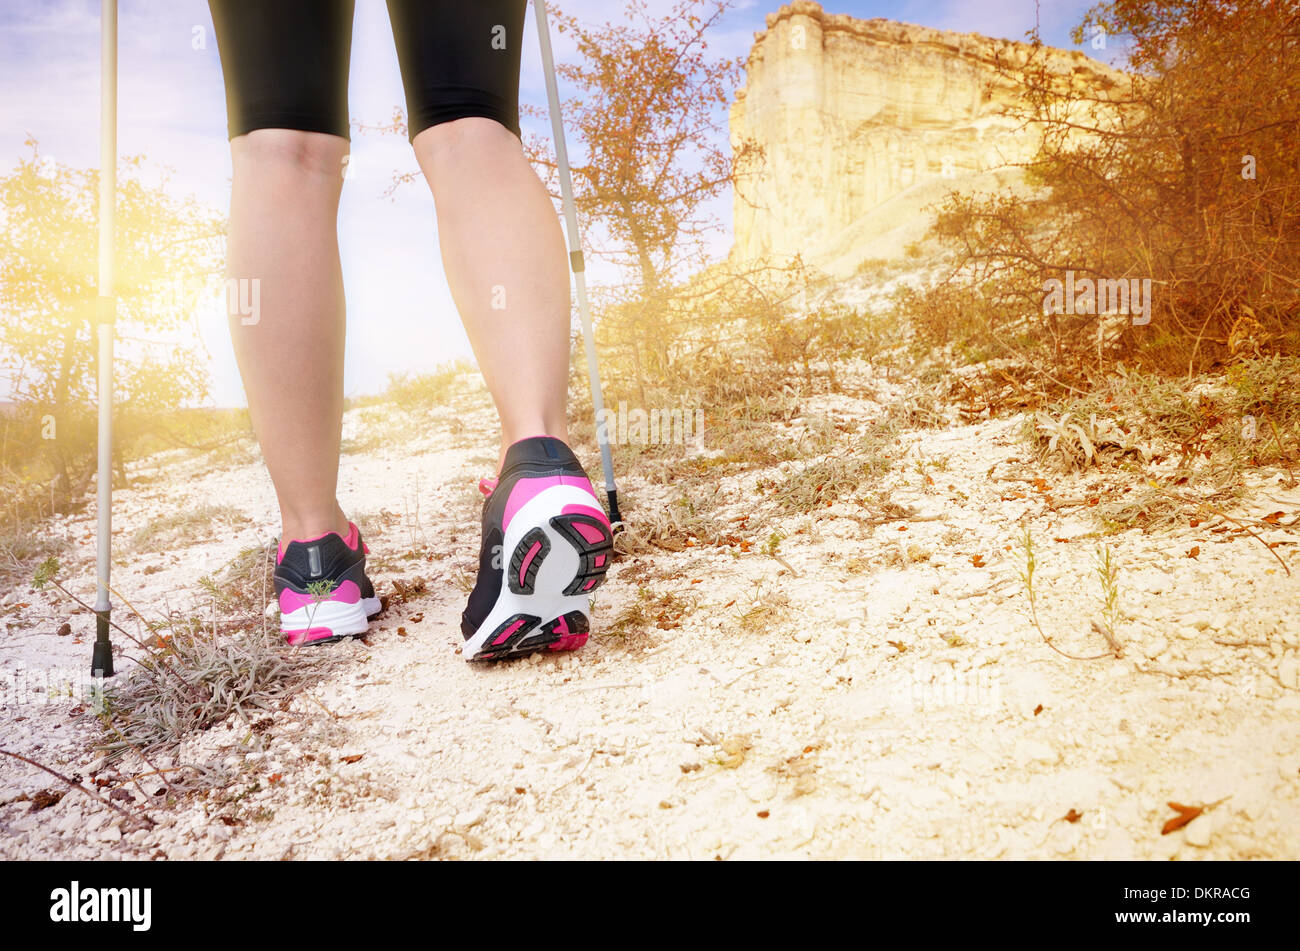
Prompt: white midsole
<box><xmin>464</xmin><ymin>484</ymin><xmax>602</xmax><ymax>657</ymax></box>
<box><xmin>281</xmin><ymin>595</ymin><xmax>381</xmax><ymax>635</ymax></box>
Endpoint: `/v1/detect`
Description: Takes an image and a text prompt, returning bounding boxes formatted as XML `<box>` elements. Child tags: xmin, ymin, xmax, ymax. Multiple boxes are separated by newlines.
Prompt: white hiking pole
<box><xmin>533</xmin><ymin>0</ymin><xmax>621</xmax><ymax>527</ymax></box>
<box><xmin>92</xmin><ymin>0</ymin><xmax>116</xmax><ymax>677</ymax></box>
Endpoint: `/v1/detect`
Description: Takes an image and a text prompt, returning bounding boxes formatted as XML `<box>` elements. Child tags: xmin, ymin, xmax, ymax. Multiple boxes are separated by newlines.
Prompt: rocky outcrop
<box><xmin>729</xmin><ymin>1</ymin><xmax>1127</xmax><ymax>277</ymax></box>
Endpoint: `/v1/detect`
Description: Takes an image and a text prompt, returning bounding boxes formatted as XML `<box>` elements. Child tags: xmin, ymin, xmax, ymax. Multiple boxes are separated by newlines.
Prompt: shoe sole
<box><xmin>465</xmin><ymin>484</ymin><xmax>612</xmax><ymax>662</ymax></box>
<box><xmin>283</xmin><ymin>596</ymin><xmax>383</xmax><ymax>647</ymax></box>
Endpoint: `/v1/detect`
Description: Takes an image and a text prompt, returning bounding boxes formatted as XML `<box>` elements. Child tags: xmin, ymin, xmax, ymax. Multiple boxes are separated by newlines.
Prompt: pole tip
<box><xmin>92</xmin><ymin>612</ymin><xmax>115</xmax><ymax>678</ymax></box>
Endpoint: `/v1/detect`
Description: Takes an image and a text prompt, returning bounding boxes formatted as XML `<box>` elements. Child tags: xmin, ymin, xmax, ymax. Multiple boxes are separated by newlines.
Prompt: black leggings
<box><xmin>208</xmin><ymin>0</ymin><xmax>527</xmax><ymax>142</ymax></box>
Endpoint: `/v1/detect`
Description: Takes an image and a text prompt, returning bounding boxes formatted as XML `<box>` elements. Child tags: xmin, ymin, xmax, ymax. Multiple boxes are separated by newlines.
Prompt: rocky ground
<box><xmin>2</xmin><ymin>371</ymin><xmax>1298</xmax><ymax>860</ymax></box>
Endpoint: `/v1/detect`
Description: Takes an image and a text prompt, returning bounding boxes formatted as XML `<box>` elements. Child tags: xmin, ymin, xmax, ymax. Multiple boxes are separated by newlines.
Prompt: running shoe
<box><xmin>462</xmin><ymin>436</ymin><xmax>613</xmax><ymax>661</ymax></box>
<box><xmin>274</xmin><ymin>522</ymin><xmax>382</xmax><ymax>646</ymax></box>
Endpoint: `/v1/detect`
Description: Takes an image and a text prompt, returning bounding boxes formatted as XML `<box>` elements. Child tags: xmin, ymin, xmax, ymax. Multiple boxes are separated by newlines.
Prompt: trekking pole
<box><xmin>533</xmin><ymin>0</ymin><xmax>621</xmax><ymax>526</ymax></box>
<box><xmin>92</xmin><ymin>0</ymin><xmax>116</xmax><ymax>677</ymax></box>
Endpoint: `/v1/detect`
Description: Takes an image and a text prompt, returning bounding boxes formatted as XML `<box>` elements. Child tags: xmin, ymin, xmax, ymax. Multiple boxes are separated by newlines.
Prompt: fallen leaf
<box><xmin>1187</xmin><ymin>546</ymin><xmax>1200</xmax><ymax>559</ymax></box>
<box><xmin>408</xmin><ymin>613</ymin><xmax>423</xmax><ymax>623</ymax></box>
<box><xmin>396</xmin><ymin>626</ymin><xmax>407</xmax><ymax>637</ymax></box>
<box><xmin>28</xmin><ymin>789</ymin><xmax>65</xmax><ymax>811</ymax></box>
<box><xmin>1161</xmin><ymin>802</ymin><xmax>1202</xmax><ymax>835</ymax></box>
<box><xmin>340</xmin><ymin>754</ymin><xmax>364</xmax><ymax>764</ymax></box>
<box><xmin>1034</xmin><ymin>704</ymin><xmax>1043</xmax><ymax>715</ymax></box>
<box><xmin>887</xmin><ymin>640</ymin><xmax>908</xmax><ymax>653</ymax></box>
<box><xmin>1063</xmin><ymin>809</ymin><xmax>1083</xmax><ymax>823</ymax></box>
<box><xmin>1263</xmin><ymin>511</ymin><xmax>1284</xmax><ymax>524</ymax></box>
<box><xmin>269</xmin><ymin>773</ymin><xmax>283</xmax><ymax>784</ymax></box>
<box><xmin>756</xmin><ymin>810</ymin><xmax>770</xmax><ymax>819</ymax></box>
<box><xmin>970</xmin><ymin>554</ymin><xmax>986</xmax><ymax>568</ymax></box>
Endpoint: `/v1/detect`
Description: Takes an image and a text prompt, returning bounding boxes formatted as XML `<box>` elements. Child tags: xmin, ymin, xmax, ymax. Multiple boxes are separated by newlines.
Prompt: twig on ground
<box><xmin>1199</xmin><ymin>504</ymin><xmax>1291</xmax><ymax>575</ymax></box>
<box><xmin>0</xmin><ymin>748</ymin><xmax>152</xmax><ymax>830</ymax></box>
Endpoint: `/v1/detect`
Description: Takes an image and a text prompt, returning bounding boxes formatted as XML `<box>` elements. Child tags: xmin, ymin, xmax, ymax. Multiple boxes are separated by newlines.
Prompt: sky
<box><xmin>0</xmin><ymin>0</ymin><xmax>1111</xmax><ymax>406</ymax></box>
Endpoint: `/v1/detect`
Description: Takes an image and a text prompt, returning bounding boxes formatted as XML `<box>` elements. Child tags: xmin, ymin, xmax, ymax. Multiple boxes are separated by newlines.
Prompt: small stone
<box><xmin>1143</xmin><ymin>637</ymin><xmax>1169</xmax><ymax>660</ymax></box>
<box><xmin>1014</xmin><ymin>739</ymin><xmax>1059</xmax><ymax>767</ymax></box>
<box><xmin>455</xmin><ymin>809</ymin><xmax>484</xmax><ymax>829</ymax></box>
<box><xmin>264</xmin><ymin>602</ymin><xmax>278</xmax><ymax>619</ymax></box>
<box><xmin>792</xmin><ymin>773</ymin><xmax>818</xmax><ymax>796</ymax></box>
<box><xmin>1278</xmin><ymin>655</ymin><xmax>1299</xmax><ymax>690</ymax></box>
<box><xmin>520</xmin><ymin>819</ymin><xmax>545</xmax><ymax>840</ymax></box>
<box><xmin>1183</xmin><ymin>813</ymin><xmax>1213</xmax><ymax>847</ymax></box>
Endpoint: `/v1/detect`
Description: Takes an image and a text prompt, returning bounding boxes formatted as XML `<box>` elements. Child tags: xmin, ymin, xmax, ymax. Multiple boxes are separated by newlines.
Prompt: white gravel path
<box><xmin>3</xmin><ymin>381</ymin><xmax>1298</xmax><ymax>860</ymax></box>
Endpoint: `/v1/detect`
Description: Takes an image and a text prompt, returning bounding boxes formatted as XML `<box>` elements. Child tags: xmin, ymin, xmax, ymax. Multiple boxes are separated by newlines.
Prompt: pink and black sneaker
<box><xmin>274</xmin><ymin>522</ymin><xmax>383</xmax><ymax>646</ymax></box>
<box><xmin>462</xmin><ymin>436</ymin><xmax>613</xmax><ymax>661</ymax></box>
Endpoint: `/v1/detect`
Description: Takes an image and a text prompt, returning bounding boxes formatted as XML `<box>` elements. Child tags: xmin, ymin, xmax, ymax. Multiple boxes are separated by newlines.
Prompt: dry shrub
<box><xmin>902</xmin><ymin>0</ymin><xmax>1300</xmax><ymax>392</ymax></box>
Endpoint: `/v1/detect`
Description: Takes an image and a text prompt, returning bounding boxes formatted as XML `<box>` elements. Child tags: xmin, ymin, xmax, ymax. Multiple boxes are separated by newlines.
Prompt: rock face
<box><xmin>729</xmin><ymin>1</ymin><xmax>1126</xmax><ymax>277</ymax></box>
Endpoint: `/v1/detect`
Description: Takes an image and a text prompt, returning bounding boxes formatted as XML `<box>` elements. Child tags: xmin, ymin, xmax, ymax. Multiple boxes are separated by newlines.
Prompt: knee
<box><xmin>414</xmin><ymin>117</ymin><xmax>517</xmax><ymax>165</ymax></box>
<box><xmin>232</xmin><ymin>129</ymin><xmax>350</xmax><ymax>180</ymax></box>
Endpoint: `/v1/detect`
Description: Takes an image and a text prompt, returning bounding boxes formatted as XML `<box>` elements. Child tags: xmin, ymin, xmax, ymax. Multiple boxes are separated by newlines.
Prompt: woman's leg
<box><xmin>208</xmin><ymin>0</ymin><xmax>355</xmax><ymax>544</ymax></box>
<box><xmin>226</xmin><ymin>129</ymin><xmax>351</xmax><ymax>544</ymax></box>
<box><xmin>412</xmin><ymin>117</ymin><xmax>572</xmax><ymax>469</ymax></box>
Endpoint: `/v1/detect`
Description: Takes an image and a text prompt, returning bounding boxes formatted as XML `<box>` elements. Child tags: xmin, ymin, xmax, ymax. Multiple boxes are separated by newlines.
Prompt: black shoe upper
<box><xmin>274</xmin><ymin>527</ymin><xmax>375</xmax><ymax>600</ymax></box>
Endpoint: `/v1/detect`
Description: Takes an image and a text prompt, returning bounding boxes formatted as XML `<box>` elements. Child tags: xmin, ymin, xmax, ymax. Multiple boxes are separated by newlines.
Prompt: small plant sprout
<box><xmin>913</xmin><ymin>456</ymin><xmax>935</xmax><ymax>492</ymax></box>
<box><xmin>1092</xmin><ymin>544</ymin><xmax>1123</xmax><ymax>656</ymax></box>
<box><xmin>305</xmin><ymin>579</ymin><xmax>337</xmax><ymax>600</ymax></box>
<box><xmin>1016</xmin><ymin>527</ymin><xmax>1113</xmax><ymax>661</ymax></box>
<box><xmin>763</xmin><ymin>531</ymin><xmax>798</xmax><ymax>576</ymax></box>
<box><xmin>1016</xmin><ymin>526</ymin><xmax>1036</xmax><ymax>599</ymax></box>
<box><xmin>303</xmin><ymin>579</ymin><xmax>338</xmax><ymax>633</ymax></box>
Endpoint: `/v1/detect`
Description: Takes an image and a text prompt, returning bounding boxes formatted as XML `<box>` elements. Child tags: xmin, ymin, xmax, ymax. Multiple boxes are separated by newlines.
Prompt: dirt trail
<box><xmin>2</xmin><ymin>376</ymin><xmax>1299</xmax><ymax>860</ymax></box>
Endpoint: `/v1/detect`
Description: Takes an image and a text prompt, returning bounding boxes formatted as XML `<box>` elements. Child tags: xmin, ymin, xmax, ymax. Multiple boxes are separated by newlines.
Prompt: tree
<box><xmin>0</xmin><ymin>141</ymin><xmax>224</xmax><ymax>511</ymax></box>
<box><xmin>913</xmin><ymin>0</ymin><xmax>1300</xmax><ymax>386</ymax></box>
<box><xmin>522</xmin><ymin>0</ymin><xmax>757</xmax><ymax>392</ymax></box>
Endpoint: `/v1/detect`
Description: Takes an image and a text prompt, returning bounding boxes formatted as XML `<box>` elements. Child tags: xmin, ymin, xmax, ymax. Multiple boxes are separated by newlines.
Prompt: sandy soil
<box><xmin>2</xmin><ymin>374</ymin><xmax>1299</xmax><ymax>860</ymax></box>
